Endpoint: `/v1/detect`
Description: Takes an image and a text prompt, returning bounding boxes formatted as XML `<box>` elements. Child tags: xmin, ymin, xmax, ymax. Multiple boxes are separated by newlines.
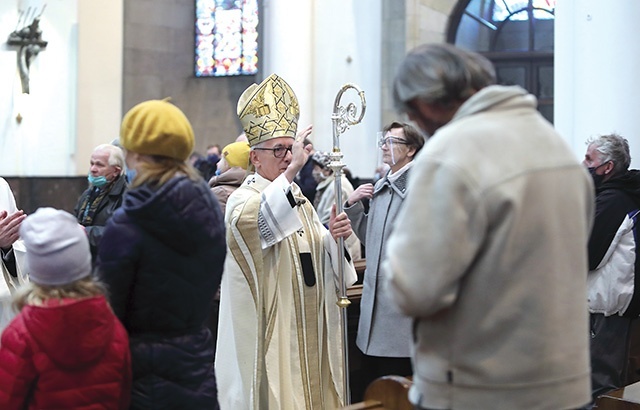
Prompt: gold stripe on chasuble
<box><xmin>264</xmin><ymin>269</ymin><xmax>278</xmax><ymax>348</ymax></box>
<box><xmin>230</xmin><ymin>196</ymin><xmax>265</xmax><ymax>406</ymax></box>
<box><xmin>229</xmin><ymin>220</ymin><xmax>261</xmax><ymax>308</ymax></box>
<box><xmin>292</xmin><ymin>205</ymin><xmax>324</xmax><ymax>408</ymax></box>
<box><xmin>228</xmin><ymin>231</ymin><xmax>258</xmax><ymax>307</ymax></box>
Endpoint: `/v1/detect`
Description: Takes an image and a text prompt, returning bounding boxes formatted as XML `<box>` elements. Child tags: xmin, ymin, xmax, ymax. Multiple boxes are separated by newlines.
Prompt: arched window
<box><xmin>447</xmin><ymin>0</ymin><xmax>555</xmax><ymax>122</ymax></box>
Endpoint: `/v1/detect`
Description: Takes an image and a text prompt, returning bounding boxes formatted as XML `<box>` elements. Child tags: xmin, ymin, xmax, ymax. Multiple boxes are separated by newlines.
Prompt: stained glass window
<box><xmin>195</xmin><ymin>0</ymin><xmax>259</xmax><ymax>77</ymax></box>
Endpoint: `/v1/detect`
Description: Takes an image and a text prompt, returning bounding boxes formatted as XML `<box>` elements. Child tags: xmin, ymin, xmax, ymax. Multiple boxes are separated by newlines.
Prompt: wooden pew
<box><xmin>595</xmin><ymin>380</ymin><xmax>640</xmax><ymax>409</ymax></box>
<box><xmin>341</xmin><ymin>375</ymin><xmax>413</xmax><ymax>410</ymax></box>
<box><xmin>595</xmin><ymin>318</ymin><xmax>640</xmax><ymax>409</ymax></box>
<box><xmin>364</xmin><ymin>375</ymin><xmax>413</xmax><ymax>410</ymax></box>
<box><xmin>625</xmin><ymin>319</ymin><xmax>640</xmax><ymax>386</ymax></box>
<box><xmin>341</xmin><ymin>399</ymin><xmax>385</xmax><ymax>410</ymax></box>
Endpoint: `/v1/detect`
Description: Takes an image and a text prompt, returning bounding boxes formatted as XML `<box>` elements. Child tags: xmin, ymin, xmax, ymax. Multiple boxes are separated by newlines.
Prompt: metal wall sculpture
<box><xmin>7</xmin><ymin>5</ymin><xmax>48</xmax><ymax>95</ymax></box>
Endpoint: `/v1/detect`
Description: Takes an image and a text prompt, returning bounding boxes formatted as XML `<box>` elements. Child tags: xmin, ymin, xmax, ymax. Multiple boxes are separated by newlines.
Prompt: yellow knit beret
<box><xmin>120</xmin><ymin>99</ymin><xmax>195</xmax><ymax>161</ymax></box>
<box><xmin>222</xmin><ymin>141</ymin><xmax>250</xmax><ymax>170</ymax></box>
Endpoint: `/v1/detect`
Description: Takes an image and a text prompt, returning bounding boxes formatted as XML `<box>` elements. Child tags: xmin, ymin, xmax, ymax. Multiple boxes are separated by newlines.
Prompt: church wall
<box><xmin>122</xmin><ymin>0</ymin><xmax>257</xmax><ymax>157</ymax></box>
<box><xmin>261</xmin><ymin>0</ymin><xmax>382</xmax><ymax>179</ymax></box>
<box><xmin>311</xmin><ymin>0</ymin><xmax>382</xmax><ymax>179</ymax></box>
<box><xmin>7</xmin><ymin>0</ymin><xmax>581</xmax><ymax>209</ymax></box>
<box><xmin>555</xmin><ymin>0</ymin><xmax>640</xmax><ymax>167</ymax></box>
<box><xmin>380</xmin><ymin>0</ymin><xmax>454</xmax><ymax>136</ymax></box>
<box><xmin>0</xmin><ymin>0</ymin><xmax>123</xmax><ymax>180</ymax></box>
<box><xmin>9</xmin><ymin>1</ymin><xmax>637</xmax><ymax>220</ymax></box>
<box><xmin>75</xmin><ymin>0</ymin><xmax>123</xmax><ymax>176</ymax></box>
<box><xmin>0</xmin><ymin>0</ymin><xmax>79</xmax><ymax>176</ymax></box>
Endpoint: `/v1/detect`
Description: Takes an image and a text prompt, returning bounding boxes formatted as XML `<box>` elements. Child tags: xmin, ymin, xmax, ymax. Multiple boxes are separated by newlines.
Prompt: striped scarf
<box><xmin>78</xmin><ymin>182</ymin><xmax>113</xmax><ymax>225</ymax></box>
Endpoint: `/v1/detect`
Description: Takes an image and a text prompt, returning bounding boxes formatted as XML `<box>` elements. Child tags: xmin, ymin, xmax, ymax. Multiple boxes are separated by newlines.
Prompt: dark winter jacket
<box><xmin>588</xmin><ymin>169</ymin><xmax>640</xmax><ymax>317</ymax></box>
<box><xmin>74</xmin><ymin>174</ymin><xmax>127</xmax><ymax>260</ymax></box>
<box><xmin>295</xmin><ymin>157</ymin><xmax>317</xmax><ymax>204</ymax></box>
<box><xmin>0</xmin><ymin>296</ymin><xmax>131</xmax><ymax>410</ymax></box>
<box><xmin>97</xmin><ymin>175</ymin><xmax>226</xmax><ymax>409</ymax></box>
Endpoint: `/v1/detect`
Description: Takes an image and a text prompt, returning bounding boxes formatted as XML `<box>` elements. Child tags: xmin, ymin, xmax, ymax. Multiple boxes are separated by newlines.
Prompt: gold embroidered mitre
<box><xmin>237</xmin><ymin>73</ymin><xmax>300</xmax><ymax>147</ymax></box>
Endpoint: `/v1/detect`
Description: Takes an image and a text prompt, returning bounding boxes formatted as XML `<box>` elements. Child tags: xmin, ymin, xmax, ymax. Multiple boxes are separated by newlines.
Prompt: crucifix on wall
<box><xmin>7</xmin><ymin>5</ymin><xmax>48</xmax><ymax>95</ymax></box>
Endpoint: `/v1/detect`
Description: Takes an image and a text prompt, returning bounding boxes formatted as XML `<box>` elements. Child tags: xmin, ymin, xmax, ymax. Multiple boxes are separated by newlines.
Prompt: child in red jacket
<box><xmin>0</xmin><ymin>207</ymin><xmax>131</xmax><ymax>410</ymax></box>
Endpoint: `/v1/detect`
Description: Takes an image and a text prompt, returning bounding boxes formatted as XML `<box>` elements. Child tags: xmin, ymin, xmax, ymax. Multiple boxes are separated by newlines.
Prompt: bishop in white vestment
<box><xmin>215</xmin><ymin>74</ymin><xmax>357</xmax><ymax>410</ymax></box>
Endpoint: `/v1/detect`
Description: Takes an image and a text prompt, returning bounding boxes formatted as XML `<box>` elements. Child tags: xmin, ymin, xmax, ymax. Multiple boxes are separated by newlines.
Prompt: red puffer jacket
<box><xmin>0</xmin><ymin>295</ymin><xmax>131</xmax><ymax>409</ymax></box>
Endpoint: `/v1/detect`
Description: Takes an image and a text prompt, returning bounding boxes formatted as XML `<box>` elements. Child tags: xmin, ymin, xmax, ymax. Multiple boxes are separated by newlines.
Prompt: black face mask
<box><xmin>588</xmin><ymin>162</ymin><xmax>609</xmax><ymax>189</ymax></box>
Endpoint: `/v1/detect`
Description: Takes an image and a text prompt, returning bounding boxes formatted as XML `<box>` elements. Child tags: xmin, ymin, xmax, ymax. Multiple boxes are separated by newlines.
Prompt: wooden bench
<box><xmin>341</xmin><ymin>399</ymin><xmax>385</xmax><ymax>410</ymax></box>
<box><xmin>342</xmin><ymin>375</ymin><xmax>413</xmax><ymax>410</ymax></box>
<box><xmin>595</xmin><ymin>318</ymin><xmax>640</xmax><ymax>409</ymax></box>
<box><xmin>595</xmin><ymin>380</ymin><xmax>640</xmax><ymax>409</ymax></box>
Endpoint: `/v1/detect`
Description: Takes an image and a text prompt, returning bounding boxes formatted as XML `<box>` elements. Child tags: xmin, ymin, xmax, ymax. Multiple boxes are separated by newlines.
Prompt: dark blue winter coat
<box><xmin>97</xmin><ymin>175</ymin><xmax>226</xmax><ymax>410</ymax></box>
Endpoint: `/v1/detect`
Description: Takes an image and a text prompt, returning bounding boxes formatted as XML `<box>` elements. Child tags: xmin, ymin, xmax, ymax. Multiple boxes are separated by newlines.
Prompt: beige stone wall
<box><xmin>122</xmin><ymin>0</ymin><xmax>461</xmax><ymax>158</ymax></box>
<box><xmin>76</xmin><ymin>1</ymin><xmax>123</xmax><ymax>175</ymax></box>
<box><xmin>122</xmin><ymin>0</ymin><xmax>258</xmax><ymax>156</ymax></box>
<box><xmin>381</xmin><ymin>0</ymin><xmax>457</xmax><ymax>125</ymax></box>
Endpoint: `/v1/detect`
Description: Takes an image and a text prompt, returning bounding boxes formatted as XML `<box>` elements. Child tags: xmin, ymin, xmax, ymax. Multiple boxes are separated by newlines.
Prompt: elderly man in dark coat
<box><xmin>74</xmin><ymin>143</ymin><xmax>127</xmax><ymax>261</ymax></box>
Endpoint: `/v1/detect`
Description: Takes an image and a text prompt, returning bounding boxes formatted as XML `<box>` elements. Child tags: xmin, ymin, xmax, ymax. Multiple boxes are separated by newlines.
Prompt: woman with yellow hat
<box><xmin>208</xmin><ymin>140</ymin><xmax>251</xmax><ymax>215</ymax></box>
<box><xmin>96</xmin><ymin>99</ymin><xmax>226</xmax><ymax>409</ymax></box>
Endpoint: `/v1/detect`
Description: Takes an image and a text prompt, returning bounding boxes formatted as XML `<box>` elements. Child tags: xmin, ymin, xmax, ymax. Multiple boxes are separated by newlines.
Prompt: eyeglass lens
<box><xmin>274</xmin><ymin>146</ymin><xmax>293</xmax><ymax>158</ymax></box>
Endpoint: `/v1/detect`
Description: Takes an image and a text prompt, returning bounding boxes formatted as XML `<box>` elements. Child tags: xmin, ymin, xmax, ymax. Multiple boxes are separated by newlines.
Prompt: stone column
<box><xmin>555</xmin><ymin>0</ymin><xmax>640</xmax><ymax>165</ymax></box>
<box><xmin>262</xmin><ymin>0</ymin><xmax>382</xmax><ymax>178</ymax></box>
<box><xmin>262</xmin><ymin>0</ymin><xmax>314</xmax><ymax>128</ymax></box>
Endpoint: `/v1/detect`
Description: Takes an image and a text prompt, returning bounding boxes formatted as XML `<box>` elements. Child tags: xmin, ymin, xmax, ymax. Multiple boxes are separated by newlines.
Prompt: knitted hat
<box><xmin>222</xmin><ymin>141</ymin><xmax>250</xmax><ymax>170</ymax></box>
<box><xmin>20</xmin><ymin>208</ymin><xmax>91</xmax><ymax>286</ymax></box>
<box><xmin>237</xmin><ymin>74</ymin><xmax>300</xmax><ymax>147</ymax></box>
<box><xmin>120</xmin><ymin>99</ymin><xmax>195</xmax><ymax>161</ymax></box>
<box><xmin>311</xmin><ymin>151</ymin><xmax>331</xmax><ymax>168</ymax></box>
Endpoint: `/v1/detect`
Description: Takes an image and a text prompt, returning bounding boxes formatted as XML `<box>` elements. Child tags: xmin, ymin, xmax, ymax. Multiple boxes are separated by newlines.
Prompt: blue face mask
<box><xmin>126</xmin><ymin>168</ymin><xmax>137</xmax><ymax>183</ymax></box>
<box><xmin>87</xmin><ymin>174</ymin><xmax>108</xmax><ymax>187</ymax></box>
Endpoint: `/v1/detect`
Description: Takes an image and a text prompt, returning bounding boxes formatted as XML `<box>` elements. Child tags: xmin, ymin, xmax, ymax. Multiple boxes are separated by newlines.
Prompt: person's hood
<box><xmin>22</xmin><ymin>296</ymin><xmax>115</xmax><ymax>369</ymax></box>
<box><xmin>598</xmin><ymin>169</ymin><xmax>640</xmax><ymax>204</ymax></box>
<box><xmin>453</xmin><ymin>85</ymin><xmax>535</xmax><ymax>121</ymax></box>
<box><xmin>208</xmin><ymin>167</ymin><xmax>248</xmax><ymax>188</ymax></box>
<box><xmin>122</xmin><ymin>175</ymin><xmax>224</xmax><ymax>254</ymax></box>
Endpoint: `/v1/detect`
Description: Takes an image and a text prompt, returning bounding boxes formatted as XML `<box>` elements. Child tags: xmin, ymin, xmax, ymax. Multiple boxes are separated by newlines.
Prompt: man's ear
<box><xmin>249</xmin><ymin>150</ymin><xmax>259</xmax><ymax>168</ymax></box>
<box><xmin>604</xmin><ymin>160</ymin><xmax>615</xmax><ymax>175</ymax></box>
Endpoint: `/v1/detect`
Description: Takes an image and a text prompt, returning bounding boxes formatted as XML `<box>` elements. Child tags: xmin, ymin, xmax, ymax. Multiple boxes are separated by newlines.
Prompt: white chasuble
<box><xmin>216</xmin><ymin>173</ymin><xmax>356</xmax><ymax>410</ymax></box>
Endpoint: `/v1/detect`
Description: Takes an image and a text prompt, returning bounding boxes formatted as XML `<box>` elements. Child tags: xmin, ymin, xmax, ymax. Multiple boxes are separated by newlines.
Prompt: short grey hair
<box><xmin>93</xmin><ymin>143</ymin><xmax>125</xmax><ymax>174</ymax></box>
<box><xmin>586</xmin><ymin>133</ymin><xmax>631</xmax><ymax>175</ymax></box>
<box><xmin>393</xmin><ymin>43</ymin><xmax>496</xmax><ymax>114</ymax></box>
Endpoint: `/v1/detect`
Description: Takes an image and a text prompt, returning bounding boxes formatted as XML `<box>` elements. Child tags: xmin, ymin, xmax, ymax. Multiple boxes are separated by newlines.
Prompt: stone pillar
<box><xmin>262</xmin><ymin>0</ymin><xmax>314</xmax><ymax>128</ymax></box>
<box><xmin>77</xmin><ymin>0</ymin><xmax>123</xmax><ymax>174</ymax></box>
<box><xmin>555</xmin><ymin>0</ymin><xmax>640</xmax><ymax>165</ymax></box>
<box><xmin>262</xmin><ymin>0</ymin><xmax>382</xmax><ymax>178</ymax></box>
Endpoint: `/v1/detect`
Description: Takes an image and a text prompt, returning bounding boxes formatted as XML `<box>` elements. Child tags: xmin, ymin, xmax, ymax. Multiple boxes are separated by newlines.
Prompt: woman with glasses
<box><xmin>344</xmin><ymin>121</ymin><xmax>424</xmax><ymax>400</ymax></box>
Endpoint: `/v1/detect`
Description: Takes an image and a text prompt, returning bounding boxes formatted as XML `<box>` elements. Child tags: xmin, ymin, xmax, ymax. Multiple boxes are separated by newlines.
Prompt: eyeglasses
<box><xmin>378</xmin><ymin>136</ymin><xmax>408</xmax><ymax>148</ymax></box>
<box><xmin>253</xmin><ymin>145</ymin><xmax>293</xmax><ymax>158</ymax></box>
